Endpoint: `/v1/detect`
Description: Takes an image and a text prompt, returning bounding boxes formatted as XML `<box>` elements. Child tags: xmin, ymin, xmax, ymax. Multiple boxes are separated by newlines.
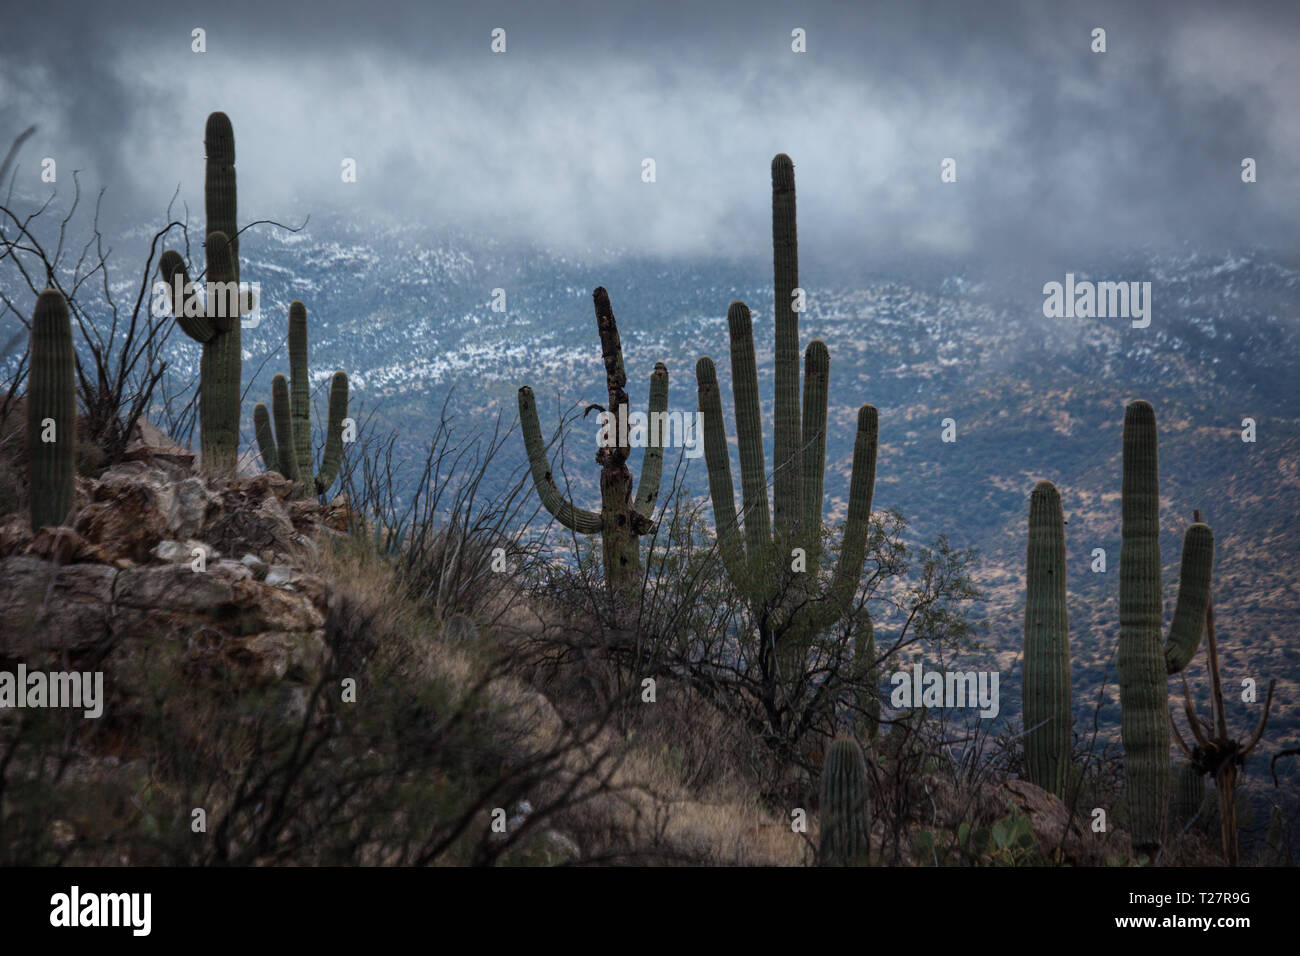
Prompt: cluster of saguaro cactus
<box><xmin>696</xmin><ymin>154</ymin><xmax>878</xmax><ymax>681</ymax></box>
<box><xmin>518</xmin><ymin>286</ymin><xmax>666</xmax><ymax>599</ymax></box>
<box><xmin>819</xmin><ymin>735</ymin><xmax>870</xmax><ymax>865</ymax></box>
<box><xmin>1117</xmin><ymin>400</ymin><xmax>1215</xmax><ymax>854</ymax></box>
<box><xmin>26</xmin><ymin>289</ymin><xmax>76</xmax><ymax>530</ymax></box>
<box><xmin>158</xmin><ymin>111</ymin><xmax>248</xmax><ymax>478</ymax></box>
<box><xmin>1022</xmin><ymin>480</ymin><xmax>1073</xmax><ymax>798</ymax></box>
<box><xmin>253</xmin><ymin>300</ymin><xmax>349</xmax><ymax>496</ymax></box>
<box><xmin>1017</xmin><ymin>404</ymin><xmax>1216</xmax><ymax>851</ymax></box>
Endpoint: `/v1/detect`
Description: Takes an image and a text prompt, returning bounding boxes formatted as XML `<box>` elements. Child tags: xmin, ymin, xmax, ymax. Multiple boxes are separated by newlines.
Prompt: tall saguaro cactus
<box><xmin>1022</xmin><ymin>480</ymin><xmax>1073</xmax><ymax>797</ymax></box>
<box><xmin>26</xmin><ymin>289</ymin><xmax>76</xmax><ymax>530</ymax></box>
<box><xmin>518</xmin><ymin>287</ymin><xmax>666</xmax><ymax>598</ymax></box>
<box><xmin>1117</xmin><ymin>399</ymin><xmax>1214</xmax><ymax>854</ymax></box>
<box><xmin>158</xmin><ymin>111</ymin><xmax>246</xmax><ymax>478</ymax></box>
<box><xmin>696</xmin><ymin>154</ymin><xmax>878</xmax><ymax>681</ymax></box>
<box><xmin>819</xmin><ymin>736</ymin><xmax>871</xmax><ymax>866</ymax></box>
<box><xmin>253</xmin><ymin>300</ymin><xmax>350</xmax><ymax>496</ymax></box>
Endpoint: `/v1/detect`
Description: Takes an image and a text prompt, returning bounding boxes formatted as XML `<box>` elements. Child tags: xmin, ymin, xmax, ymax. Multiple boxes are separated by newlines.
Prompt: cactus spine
<box><xmin>253</xmin><ymin>301</ymin><xmax>349</xmax><ymax>496</ymax></box>
<box><xmin>819</xmin><ymin>736</ymin><xmax>870</xmax><ymax>865</ymax></box>
<box><xmin>26</xmin><ymin>289</ymin><xmax>76</xmax><ymax>529</ymax></box>
<box><xmin>519</xmin><ymin>287</ymin><xmax>665</xmax><ymax>599</ymax></box>
<box><xmin>1022</xmin><ymin>480</ymin><xmax>1073</xmax><ymax>797</ymax></box>
<box><xmin>1117</xmin><ymin>399</ymin><xmax>1214</xmax><ymax>854</ymax></box>
<box><xmin>158</xmin><ymin>112</ymin><xmax>244</xmax><ymax>477</ymax></box>
<box><xmin>696</xmin><ymin>154</ymin><xmax>878</xmax><ymax>682</ymax></box>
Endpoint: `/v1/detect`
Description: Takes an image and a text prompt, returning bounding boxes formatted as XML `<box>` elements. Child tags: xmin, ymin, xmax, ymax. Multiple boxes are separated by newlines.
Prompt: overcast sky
<box><xmin>2</xmin><ymin>0</ymin><xmax>1297</xmax><ymax>271</ymax></box>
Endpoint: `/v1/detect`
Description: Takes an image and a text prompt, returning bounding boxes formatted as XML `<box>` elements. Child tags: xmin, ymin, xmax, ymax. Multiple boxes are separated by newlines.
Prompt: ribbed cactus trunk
<box><xmin>1023</xmin><ymin>480</ymin><xmax>1072</xmax><ymax>797</ymax></box>
<box><xmin>594</xmin><ymin>287</ymin><xmax>641</xmax><ymax>593</ymax></box>
<box><xmin>819</xmin><ymin>736</ymin><xmax>870</xmax><ymax>866</ymax></box>
<box><xmin>518</xmin><ymin>287</ymin><xmax>666</xmax><ymax>602</ymax></box>
<box><xmin>288</xmin><ymin>301</ymin><xmax>312</xmax><ymax>478</ymax></box>
<box><xmin>1117</xmin><ymin>400</ymin><xmax>1214</xmax><ymax>855</ymax></box>
<box><xmin>202</xmin><ymin>229</ymin><xmax>241</xmax><ymax>477</ymax></box>
<box><xmin>26</xmin><ymin>289</ymin><xmax>76</xmax><ymax>530</ymax></box>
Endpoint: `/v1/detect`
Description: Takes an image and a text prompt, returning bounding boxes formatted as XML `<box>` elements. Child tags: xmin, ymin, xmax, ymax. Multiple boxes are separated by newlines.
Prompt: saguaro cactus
<box><xmin>158</xmin><ymin>111</ymin><xmax>246</xmax><ymax>478</ymax></box>
<box><xmin>1117</xmin><ymin>400</ymin><xmax>1215</xmax><ymax>854</ymax></box>
<box><xmin>518</xmin><ymin>287</ymin><xmax>666</xmax><ymax>598</ymax></box>
<box><xmin>819</xmin><ymin>736</ymin><xmax>870</xmax><ymax>866</ymax></box>
<box><xmin>1169</xmin><ymin>516</ymin><xmax>1276</xmax><ymax>867</ymax></box>
<box><xmin>253</xmin><ymin>300</ymin><xmax>349</xmax><ymax>496</ymax></box>
<box><xmin>1022</xmin><ymin>480</ymin><xmax>1073</xmax><ymax>797</ymax></box>
<box><xmin>696</xmin><ymin>154</ymin><xmax>878</xmax><ymax>681</ymax></box>
<box><xmin>26</xmin><ymin>289</ymin><xmax>76</xmax><ymax>530</ymax></box>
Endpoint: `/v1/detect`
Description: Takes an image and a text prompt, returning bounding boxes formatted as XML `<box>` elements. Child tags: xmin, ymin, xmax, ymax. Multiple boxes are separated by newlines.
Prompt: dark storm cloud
<box><xmin>2</xmin><ymin>0</ymin><xmax>1296</xmax><ymax>267</ymax></box>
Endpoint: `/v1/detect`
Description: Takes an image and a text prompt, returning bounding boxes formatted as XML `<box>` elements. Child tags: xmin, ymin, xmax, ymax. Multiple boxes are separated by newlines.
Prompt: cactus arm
<box><xmin>270</xmin><ymin>373</ymin><xmax>299</xmax><ymax>483</ymax></box>
<box><xmin>253</xmin><ymin>401</ymin><xmax>278</xmax><ymax>474</ymax></box>
<box><xmin>828</xmin><ymin>405</ymin><xmax>878</xmax><ymax>610</ymax></box>
<box><xmin>771</xmin><ymin>153</ymin><xmax>803</xmax><ymax>545</ymax></box>
<box><xmin>288</xmin><ymin>300</ymin><xmax>312</xmax><ymax>478</ymax></box>
<box><xmin>518</xmin><ymin>385</ymin><xmax>602</xmax><ymax>534</ymax></box>
<box><xmin>27</xmin><ymin>289</ymin><xmax>76</xmax><ymax>529</ymax></box>
<box><xmin>633</xmin><ymin>362</ymin><xmax>667</xmax><ymax>521</ymax></box>
<box><xmin>727</xmin><ymin>301</ymin><xmax>773</xmax><ymax>563</ymax></box>
<box><xmin>1023</xmin><ymin>480</ymin><xmax>1073</xmax><ymax>797</ymax></box>
<box><xmin>801</xmin><ymin>340</ymin><xmax>829</xmax><ymax>564</ymax></box>
<box><xmin>854</xmin><ymin>615</ymin><xmax>880</xmax><ymax>741</ymax></box>
<box><xmin>1163</xmin><ymin>522</ymin><xmax>1214</xmax><ymax>674</ymax></box>
<box><xmin>159</xmin><ymin>250</ymin><xmax>215</xmax><ymax>343</ymax></box>
<box><xmin>696</xmin><ymin>355</ymin><xmax>750</xmax><ymax>587</ymax></box>
<box><xmin>314</xmin><ymin>370</ymin><xmax>348</xmax><ymax>495</ymax></box>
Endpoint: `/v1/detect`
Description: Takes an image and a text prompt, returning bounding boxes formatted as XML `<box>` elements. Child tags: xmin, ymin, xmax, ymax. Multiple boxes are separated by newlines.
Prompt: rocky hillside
<box><xmin>0</xmin><ymin>409</ymin><xmax>1166</xmax><ymax>866</ymax></box>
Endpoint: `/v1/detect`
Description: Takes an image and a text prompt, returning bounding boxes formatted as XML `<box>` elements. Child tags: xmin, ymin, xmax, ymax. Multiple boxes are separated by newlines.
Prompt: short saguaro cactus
<box><xmin>26</xmin><ymin>288</ymin><xmax>77</xmax><ymax>530</ymax></box>
<box><xmin>819</xmin><ymin>736</ymin><xmax>871</xmax><ymax>866</ymax></box>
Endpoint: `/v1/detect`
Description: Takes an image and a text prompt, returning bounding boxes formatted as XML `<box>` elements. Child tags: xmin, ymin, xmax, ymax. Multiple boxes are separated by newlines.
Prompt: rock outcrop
<box><xmin>0</xmin><ymin>417</ymin><xmax>350</xmax><ymax>716</ymax></box>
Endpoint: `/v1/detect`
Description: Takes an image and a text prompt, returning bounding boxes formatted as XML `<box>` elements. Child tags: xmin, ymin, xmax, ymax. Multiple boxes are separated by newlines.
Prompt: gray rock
<box><xmin>241</xmin><ymin>553</ymin><xmax>270</xmax><ymax>581</ymax></box>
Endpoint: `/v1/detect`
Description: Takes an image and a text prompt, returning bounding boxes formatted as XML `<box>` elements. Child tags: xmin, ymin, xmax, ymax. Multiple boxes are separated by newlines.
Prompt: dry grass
<box><xmin>307</xmin><ymin>532</ymin><xmax>808</xmax><ymax>864</ymax></box>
